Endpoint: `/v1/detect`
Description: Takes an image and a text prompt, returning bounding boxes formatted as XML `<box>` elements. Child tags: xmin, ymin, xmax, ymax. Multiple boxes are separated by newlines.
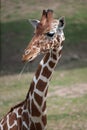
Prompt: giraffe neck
<box><xmin>0</xmin><ymin>43</ymin><xmax>63</xmax><ymax>130</ymax></box>
<box><xmin>26</xmin><ymin>43</ymin><xmax>63</xmax><ymax>129</ymax></box>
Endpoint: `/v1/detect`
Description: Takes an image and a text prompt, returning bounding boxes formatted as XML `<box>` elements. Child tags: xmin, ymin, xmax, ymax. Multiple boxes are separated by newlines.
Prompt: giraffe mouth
<box><xmin>22</xmin><ymin>51</ymin><xmax>40</xmax><ymax>62</ymax></box>
<box><xmin>22</xmin><ymin>55</ymin><xmax>35</xmax><ymax>62</ymax></box>
<box><xmin>28</xmin><ymin>55</ymin><xmax>38</xmax><ymax>62</ymax></box>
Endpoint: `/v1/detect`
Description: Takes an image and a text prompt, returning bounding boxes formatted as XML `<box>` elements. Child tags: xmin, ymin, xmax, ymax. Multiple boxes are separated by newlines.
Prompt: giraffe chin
<box><xmin>28</xmin><ymin>55</ymin><xmax>37</xmax><ymax>62</ymax></box>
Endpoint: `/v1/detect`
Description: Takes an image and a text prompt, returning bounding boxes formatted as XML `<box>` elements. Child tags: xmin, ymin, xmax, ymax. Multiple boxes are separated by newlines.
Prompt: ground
<box><xmin>48</xmin><ymin>84</ymin><xmax>87</xmax><ymax>98</ymax></box>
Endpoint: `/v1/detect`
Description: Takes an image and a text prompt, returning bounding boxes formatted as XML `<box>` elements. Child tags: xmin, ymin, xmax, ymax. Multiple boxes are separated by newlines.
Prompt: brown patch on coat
<box><xmin>17</xmin><ymin>118</ymin><xmax>22</xmax><ymax>129</ymax></box>
<box><xmin>45</xmin><ymin>87</ymin><xmax>48</xmax><ymax>97</ymax></box>
<box><xmin>42</xmin><ymin>66</ymin><xmax>51</xmax><ymax>78</ymax></box>
<box><xmin>22</xmin><ymin>112</ymin><xmax>29</xmax><ymax>127</ymax></box>
<box><xmin>18</xmin><ymin>108</ymin><xmax>22</xmax><ymax>115</ymax></box>
<box><xmin>22</xmin><ymin>125</ymin><xmax>27</xmax><ymax>130</ymax></box>
<box><xmin>10</xmin><ymin>125</ymin><xmax>18</xmax><ymax>130</ymax></box>
<box><xmin>42</xmin><ymin>102</ymin><xmax>46</xmax><ymax>112</ymax></box>
<box><xmin>52</xmin><ymin>53</ymin><xmax>57</xmax><ymax>60</ymax></box>
<box><xmin>27</xmin><ymin>99</ymin><xmax>30</xmax><ymax>113</ymax></box>
<box><xmin>3</xmin><ymin>121</ymin><xmax>8</xmax><ymax>130</ymax></box>
<box><xmin>27</xmin><ymin>81</ymin><xmax>35</xmax><ymax>98</ymax></box>
<box><xmin>35</xmin><ymin>122</ymin><xmax>42</xmax><ymax>129</ymax></box>
<box><xmin>31</xmin><ymin>100</ymin><xmax>41</xmax><ymax>117</ymax></box>
<box><xmin>34</xmin><ymin>92</ymin><xmax>43</xmax><ymax>106</ymax></box>
<box><xmin>36</xmin><ymin>79</ymin><xmax>47</xmax><ymax>92</ymax></box>
<box><xmin>59</xmin><ymin>49</ymin><xmax>62</xmax><ymax>56</ymax></box>
<box><xmin>30</xmin><ymin>122</ymin><xmax>36</xmax><ymax>130</ymax></box>
<box><xmin>43</xmin><ymin>52</ymin><xmax>50</xmax><ymax>64</ymax></box>
<box><xmin>49</xmin><ymin>60</ymin><xmax>55</xmax><ymax>68</ymax></box>
<box><xmin>42</xmin><ymin>115</ymin><xmax>47</xmax><ymax>126</ymax></box>
<box><xmin>9</xmin><ymin>112</ymin><xmax>17</xmax><ymax>126</ymax></box>
<box><xmin>35</xmin><ymin>64</ymin><xmax>42</xmax><ymax>79</ymax></box>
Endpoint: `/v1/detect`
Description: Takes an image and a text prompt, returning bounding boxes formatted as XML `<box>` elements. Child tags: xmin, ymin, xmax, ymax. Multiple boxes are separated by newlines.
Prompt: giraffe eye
<box><xmin>46</xmin><ymin>32</ymin><xmax>55</xmax><ymax>37</ymax></box>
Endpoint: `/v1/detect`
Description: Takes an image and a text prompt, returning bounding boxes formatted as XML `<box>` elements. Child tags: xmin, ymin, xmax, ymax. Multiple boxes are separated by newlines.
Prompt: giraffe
<box><xmin>0</xmin><ymin>9</ymin><xmax>65</xmax><ymax>130</ymax></box>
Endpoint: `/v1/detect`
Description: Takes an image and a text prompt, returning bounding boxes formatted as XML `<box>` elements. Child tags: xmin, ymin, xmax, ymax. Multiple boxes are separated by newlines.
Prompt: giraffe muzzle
<box><xmin>22</xmin><ymin>54</ymin><xmax>36</xmax><ymax>62</ymax></box>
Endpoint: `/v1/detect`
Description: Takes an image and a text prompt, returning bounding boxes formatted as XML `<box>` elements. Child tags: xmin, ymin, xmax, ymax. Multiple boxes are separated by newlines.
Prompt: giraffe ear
<box><xmin>29</xmin><ymin>19</ymin><xmax>40</xmax><ymax>28</ymax></box>
<box><xmin>58</xmin><ymin>17</ymin><xmax>65</xmax><ymax>29</ymax></box>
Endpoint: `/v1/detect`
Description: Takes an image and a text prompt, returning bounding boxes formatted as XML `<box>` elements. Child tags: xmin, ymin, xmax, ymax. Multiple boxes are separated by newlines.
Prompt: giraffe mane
<box><xmin>8</xmin><ymin>100</ymin><xmax>26</xmax><ymax>114</ymax></box>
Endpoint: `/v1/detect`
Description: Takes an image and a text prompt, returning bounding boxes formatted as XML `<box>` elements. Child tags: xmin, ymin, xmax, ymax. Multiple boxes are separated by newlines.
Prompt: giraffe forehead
<box><xmin>50</xmin><ymin>20</ymin><xmax>59</xmax><ymax>32</ymax></box>
<box><xmin>51</xmin><ymin>20</ymin><xmax>59</xmax><ymax>27</ymax></box>
<box><xmin>36</xmin><ymin>19</ymin><xmax>59</xmax><ymax>34</ymax></box>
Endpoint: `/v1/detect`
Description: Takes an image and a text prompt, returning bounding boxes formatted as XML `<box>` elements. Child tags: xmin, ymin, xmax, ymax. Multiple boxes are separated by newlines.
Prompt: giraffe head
<box><xmin>22</xmin><ymin>9</ymin><xmax>65</xmax><ymax>62</ymax></box>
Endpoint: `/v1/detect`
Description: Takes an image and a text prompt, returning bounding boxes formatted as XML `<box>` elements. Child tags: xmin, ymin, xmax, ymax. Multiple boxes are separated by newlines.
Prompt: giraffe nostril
<box><xmin>29</xmin><ymin>57</ymin><xmax>33</xmax><ymax>60</ymax></box>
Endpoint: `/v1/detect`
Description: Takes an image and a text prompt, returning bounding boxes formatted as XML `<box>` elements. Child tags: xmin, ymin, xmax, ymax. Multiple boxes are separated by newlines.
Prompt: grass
<box><xmin>51</xmin><ymin>67</ymin><xmax>87</xmax><ymax>86</ymax></box>
<box><xmin>47</xmin><ymin>94</ymin><xmax>87</xmax><ymax>130</ymax></box>
<box><xmin>0</xmin><ymin>0</ymin><xmax>87</xmax><ymax>129</ymax></box>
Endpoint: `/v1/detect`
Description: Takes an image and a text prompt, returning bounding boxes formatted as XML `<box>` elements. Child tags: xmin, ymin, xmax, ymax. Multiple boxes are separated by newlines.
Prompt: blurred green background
<box><xmin>0</xmin><ymin>0</ymin><xmax>87</xmax><ymax>129</ymax></box>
